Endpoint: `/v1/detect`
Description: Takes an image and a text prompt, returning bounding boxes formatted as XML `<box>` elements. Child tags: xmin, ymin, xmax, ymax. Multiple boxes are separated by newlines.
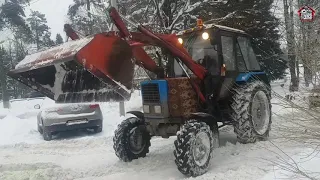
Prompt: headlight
<box><xmin>178</xmin><ymin>38</ymin><xmax>183</xmax><ymax>44</ymax></box>
<box><xmin>202</xmin><ymin>32</ymin><xmax>209</xmax><ymax>40</ymax></box>
<box><xmin>154</xmin><ymin>105</ymin><xmax>162</xmax><ymax>114</ymax></box>
<box><xmin>143</xmin><ymin>105</ymin><xmax>150</xmax><ymax>113</ymax></box>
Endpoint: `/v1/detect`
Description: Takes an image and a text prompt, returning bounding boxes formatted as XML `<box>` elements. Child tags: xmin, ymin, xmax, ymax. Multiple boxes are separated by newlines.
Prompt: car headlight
<box><xmin>154</xmin><ymin>105</ymin><xmax>162</xmax><ymax>114</ymax></box>
<box><xmin>143</xmin><ymin>105</ymin><xmax>150</xmax><ymax>113</ymax></box>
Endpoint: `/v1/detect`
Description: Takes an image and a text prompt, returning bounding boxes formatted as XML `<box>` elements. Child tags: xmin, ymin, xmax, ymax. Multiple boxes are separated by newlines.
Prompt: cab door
<box><xmin>218</xmin><ymin>32</ymin><xmax>238</xmax><ymax>98</ymax></box>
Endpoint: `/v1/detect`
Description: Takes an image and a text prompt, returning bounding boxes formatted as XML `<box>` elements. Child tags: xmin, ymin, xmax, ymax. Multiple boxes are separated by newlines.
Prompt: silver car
<box><xmin>35</xmin><ymin>102</ymin><xmax>103</xmax><ymax>141</ymax></box>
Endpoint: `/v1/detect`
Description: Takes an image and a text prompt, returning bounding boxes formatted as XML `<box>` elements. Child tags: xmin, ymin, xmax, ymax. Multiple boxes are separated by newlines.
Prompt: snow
<box><xmin>0</xmin><ymin>74</ymin><xmax>320</xmax><ymax>179</ymax></box>
<box><xmin>261</xmin><ymin>148</ymin><xmax>320</xmax><ymax>180</ymax></box>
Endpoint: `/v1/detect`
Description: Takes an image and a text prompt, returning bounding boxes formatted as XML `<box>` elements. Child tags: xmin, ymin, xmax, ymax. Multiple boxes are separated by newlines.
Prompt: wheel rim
<box><xmin>129</xmin><ymin>127</ymin><xmax>146</xmax><ymax>154</ymax></box>
<box><xmin>192</xmin><ymin>132</ymin><xmax>211</xmax><ymax>167</ymax></box>
<box><xmin>251</xmin><ymin>91</ymin><xmax>271</xmax><ymax>135</ymax></box>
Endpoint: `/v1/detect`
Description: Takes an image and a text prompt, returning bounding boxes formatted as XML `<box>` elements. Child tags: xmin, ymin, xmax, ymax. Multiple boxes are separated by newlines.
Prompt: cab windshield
<box><xmin>174</xmin><ymin>31</ymin><xmax>219</xmax><ymax>77</ymax></box>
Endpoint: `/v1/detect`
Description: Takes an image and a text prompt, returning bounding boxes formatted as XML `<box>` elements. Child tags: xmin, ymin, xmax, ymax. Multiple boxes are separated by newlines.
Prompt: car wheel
<box><xmin>93</xmin><ymin>126</ymin><xmax>102</xmax><ymax>133</ymax></box>
<box><xmin>43</xmin><ymin>129</ymin><xmax>52</xmax><ymax>141</ymax></box>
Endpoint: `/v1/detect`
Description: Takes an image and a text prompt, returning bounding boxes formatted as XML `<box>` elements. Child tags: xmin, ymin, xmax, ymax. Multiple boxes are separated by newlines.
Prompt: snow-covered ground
<box><xmin>0</xmin><ymin>81</ymin><xmax>320</xmax><ymax>180</ymax></box>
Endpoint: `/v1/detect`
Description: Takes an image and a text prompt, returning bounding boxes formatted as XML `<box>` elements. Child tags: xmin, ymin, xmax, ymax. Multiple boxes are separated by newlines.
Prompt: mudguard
<box><xmin>127</xmin><ymin>111</ymin><xmax>145</xmax><ymax>121</ymax></box>
<box><xmin>189</xmin><ymin>112</ymin><xmax>219</xmax><ymax>128</ymax></box>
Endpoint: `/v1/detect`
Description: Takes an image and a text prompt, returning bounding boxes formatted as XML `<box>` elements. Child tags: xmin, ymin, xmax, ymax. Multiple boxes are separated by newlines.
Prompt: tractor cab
<box><xmin>174</xmin><ymin>21</ymin><xmax>264</xmax><ymax>99</ymax></box>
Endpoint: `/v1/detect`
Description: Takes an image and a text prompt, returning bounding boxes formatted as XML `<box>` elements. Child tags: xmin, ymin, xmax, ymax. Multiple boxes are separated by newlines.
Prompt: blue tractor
<box><xmin>7</xmin><ymin>8</ymin><xmax>271</xmax><ymax>177</ymax></box>
<box><xmin>113</xmin><ymin>22</ymin><xmax>272</xmax><ymax>177</ymax></box>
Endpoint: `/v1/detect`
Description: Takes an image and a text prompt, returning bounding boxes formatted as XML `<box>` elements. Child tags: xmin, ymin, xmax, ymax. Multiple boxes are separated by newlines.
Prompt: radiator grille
<box><xmin>141</xmin><ymin>83</ymin><xmax>160</xmax><ymax>103</ymax></box>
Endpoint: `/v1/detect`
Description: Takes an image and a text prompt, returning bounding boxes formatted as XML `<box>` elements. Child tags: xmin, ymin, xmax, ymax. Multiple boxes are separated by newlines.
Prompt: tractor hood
<box><xmin>8</xmin><ymin>33</ymin><xmax>135</xmax><ymax>103</ymax></box>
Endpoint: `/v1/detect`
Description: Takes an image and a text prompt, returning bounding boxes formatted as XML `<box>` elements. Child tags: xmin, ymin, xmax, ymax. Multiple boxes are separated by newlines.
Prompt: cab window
<box><xmin>237</xmin><ymin>36</ymin><xmax>260</xmax><ymax>71</ymax></box>
<box><xmin>221</xmin><ymin>36</ymin><xmax>236</xmax><ymax>71</ymax></box>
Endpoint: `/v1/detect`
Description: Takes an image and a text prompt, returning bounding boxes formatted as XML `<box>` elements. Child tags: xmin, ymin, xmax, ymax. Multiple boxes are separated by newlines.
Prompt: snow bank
<box><xmin>0</xmin><ymin>108</ymin><xmax>9</xmax><ymax>119</ymax></box>
<box><xmin>0</xmin><ymin>115</ymin><xmax>43</xmax><ymax>145</ymax></box>
<box><xmin>261</xmin><ymin>148</ymin><xmax>320</xmax><ymax>180</ymax></box>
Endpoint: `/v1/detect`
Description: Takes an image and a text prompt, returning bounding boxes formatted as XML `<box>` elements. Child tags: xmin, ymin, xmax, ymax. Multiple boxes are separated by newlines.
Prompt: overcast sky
<box><xmin>26</xmin><ymin>0</ymin><xmax>74</xmax><ymax>39</ymax></box>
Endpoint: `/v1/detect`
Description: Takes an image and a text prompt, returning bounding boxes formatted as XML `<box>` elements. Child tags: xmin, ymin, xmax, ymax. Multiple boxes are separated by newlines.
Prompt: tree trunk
<box><xmin>86</xmin><ymin>0</ymin><xmax>93</xmax><ymax>35</ymax></box>
<box><xmin>283</xmin><ymin>0</ymin><xmax>298</xmax><ymax>91</ymax></box>
<box><xmin>35</xmin><ymin>20</ymin><xmax>40</xmax><ymax>50</ymax></box>
<box><xmin>0</xmin><ymin>54</ymin><xmax>10</xmax><ymax>108</ymax></box>
<box><xmin>298</xmin><ymin>0</ymin><xmax>313</xmax><ymax>87</ymax></box>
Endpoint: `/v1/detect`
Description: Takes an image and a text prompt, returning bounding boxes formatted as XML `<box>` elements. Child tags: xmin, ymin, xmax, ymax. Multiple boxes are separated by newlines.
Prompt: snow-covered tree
<box><xmin>55</xmin><ymin>33</ymin><xmax>64</xmax><ymax>45</ymax></box>
<box><xmin>0</xmin><ymin>0</ymin><xmax>30</xmax><ymax>31</ymax></box>
<box><xmin>67</xmin><ymin>0</ymin><xmax>113</xmax><ymax>35</ymax></box>
<box><xmin>27</xmin><ymin>11</ymin><xmax>54</xmax><ymax>50</ymax></box>
<box><xmin>119</xmin><ymin>0</ymin><xmax>208</xmax><ymax>33</ymax></box>
<box><xmin>295</xmin><ymin>0</ymin><xmax>320</xmax><ymax>86</ymax></box>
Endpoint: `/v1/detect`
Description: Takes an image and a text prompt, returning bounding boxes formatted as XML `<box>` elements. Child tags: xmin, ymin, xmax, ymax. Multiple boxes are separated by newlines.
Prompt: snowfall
<box><xmin>1</xmin><ymin>72</ymin><xmax>320</xmax><ymax>180</ymax></box>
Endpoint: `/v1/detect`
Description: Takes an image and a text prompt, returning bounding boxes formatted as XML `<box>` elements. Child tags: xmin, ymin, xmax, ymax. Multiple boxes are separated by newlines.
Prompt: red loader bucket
<box><xmin>7</xmin><ymin>33</ymin><xmax>135</xmax><ymax>103</ymax></box>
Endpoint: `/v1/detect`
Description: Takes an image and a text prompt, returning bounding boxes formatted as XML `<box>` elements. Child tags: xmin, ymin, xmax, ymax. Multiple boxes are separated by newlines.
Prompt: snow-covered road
<box><xmin>0</xmin><ymin>85</ymin><xmax>319</xmax><ymax>180</ymax></box>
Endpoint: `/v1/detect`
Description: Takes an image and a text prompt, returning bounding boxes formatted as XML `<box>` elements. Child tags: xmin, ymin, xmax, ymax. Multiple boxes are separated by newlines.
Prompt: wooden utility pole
<box><xmin>111</xmin><ymin>0</ymin><xmax>126</xmax><ymax>116</ymax></box>
<box><xmin>283</xmin><ymin>0</ymin><xmax>299</xmax><ymax>91</ymax></box>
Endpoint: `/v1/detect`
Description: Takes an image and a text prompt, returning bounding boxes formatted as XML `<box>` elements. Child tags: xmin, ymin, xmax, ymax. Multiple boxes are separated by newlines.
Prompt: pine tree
<box><xmin>55</xmin><ymin>33</ymin><xmax>64</xmax><ymax>45</ymax></box>
<box><xmin>27</xmin><ymin>11</ymin><xmax>54</xmax><ymax>50</ymax></box>
<box><xmin>196</xmin><ymin>0</ymin><xmax>287</xmax><ymax>80</ymax></box>
<box><xmin>0</xmin><ymin>1</ymin><xmax>32</xmax><ymax>100</ymax></box>
<box><xmin>43</xmin><ymin>33</ymin><xmax>55</xmax><ymax>47</ymax></box>
<box><xmin>0</xmin><ymin>0</ymin><xmax>30</xmax><ymax>30</ymax></box>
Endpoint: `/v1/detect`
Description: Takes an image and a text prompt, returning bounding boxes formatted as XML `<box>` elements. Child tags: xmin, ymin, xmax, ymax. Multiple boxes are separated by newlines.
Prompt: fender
<box><xmin>190</xmin><ymin>112</ymin><xmax>219</xmax><ymax>129</ymax></box>
<box><xmin>190</xmin><ymin>112</ymin><xmax>215</xmax><ymax>120</ymax></box>
<box><xmin>236</xmin><ymin>72</ymin><xmax>270</xmax><ymax>86</ymax></box>
<box><xmin>127</xmin><ymin>111</ymin><xmax>145</xmax><ymax>121</ymax></box>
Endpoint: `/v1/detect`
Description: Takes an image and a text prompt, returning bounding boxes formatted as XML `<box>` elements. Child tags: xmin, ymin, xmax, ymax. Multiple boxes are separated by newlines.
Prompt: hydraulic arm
<box><xmin>107</xmin><ymin>7</ymin><xmax>208</xmax><ymax>102</ymax></box>
<box><xmin>8</xmin><ymin>7</ymin><xmax>208</xmax><ymax>103</ymax></box>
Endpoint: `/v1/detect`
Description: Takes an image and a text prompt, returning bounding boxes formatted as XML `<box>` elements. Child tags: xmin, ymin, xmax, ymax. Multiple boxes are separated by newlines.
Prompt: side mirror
<box><xmin>34</xmin><ymin>104</ymin><xmax>41</xmax><ymax>109</ymax></box>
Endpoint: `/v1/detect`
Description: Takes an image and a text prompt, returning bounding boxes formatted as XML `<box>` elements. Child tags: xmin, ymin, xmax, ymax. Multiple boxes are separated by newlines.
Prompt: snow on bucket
<box><xmin>8</xmin><ymin>33</ymin><xmax>135</xmax><ymax>103</ymax></box>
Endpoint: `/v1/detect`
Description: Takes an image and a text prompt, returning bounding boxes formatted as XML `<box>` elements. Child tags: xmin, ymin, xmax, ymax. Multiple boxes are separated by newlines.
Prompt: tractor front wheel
<box><xmin>174</xmin><ymin>120</ymin><xmax>219</xmax><ymax>177</ymax></box>
<box><xmin>113</xmin><ymin>117</ymin><xmax>151</xmax><ymax>162</ymax></box>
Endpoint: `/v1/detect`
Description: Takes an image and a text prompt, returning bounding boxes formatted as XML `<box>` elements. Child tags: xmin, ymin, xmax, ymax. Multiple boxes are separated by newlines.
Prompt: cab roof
<box><xmin>176</xmin><ymin>23</ymin><xmax>249</xmax><ymax>36</ymax></box>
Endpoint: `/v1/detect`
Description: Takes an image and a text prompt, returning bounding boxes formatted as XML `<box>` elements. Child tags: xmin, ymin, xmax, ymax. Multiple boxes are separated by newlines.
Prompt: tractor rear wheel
<box><xmin>174</xmin><ymin>120</ymin><xmax>219</xmax><ymax>177</ymax></box>
<box><xmin>231</xmin><ymin>81</ymin><xmax>272</xmax><ymax>143</ymax></box>
<box><xmin>113</xmin><ymin>117</ymin><xmax>151</xmax><ymax>162</ymax></box>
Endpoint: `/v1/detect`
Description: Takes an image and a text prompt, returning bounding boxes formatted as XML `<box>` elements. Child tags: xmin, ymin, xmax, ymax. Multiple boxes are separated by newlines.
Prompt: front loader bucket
<box><xmin>8</xmin><ymin>33</ymin><xmax>135</xmax><ymax>103</ymax></box>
